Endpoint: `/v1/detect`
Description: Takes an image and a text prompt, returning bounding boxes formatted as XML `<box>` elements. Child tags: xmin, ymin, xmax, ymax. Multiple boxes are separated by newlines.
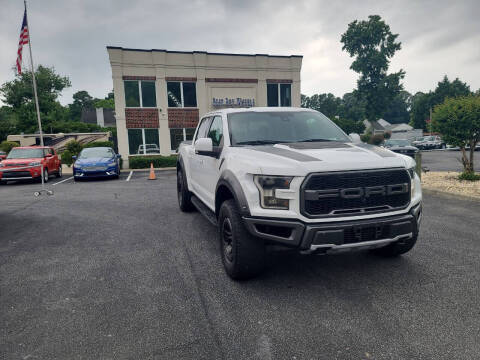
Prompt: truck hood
<box><xmin>228</xmin><ymin>142</ymin><xmax>412</xmax><ymax>176</ymax></box>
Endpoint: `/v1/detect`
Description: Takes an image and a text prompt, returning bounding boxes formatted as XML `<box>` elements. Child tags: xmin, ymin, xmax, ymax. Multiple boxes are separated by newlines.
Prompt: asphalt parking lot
<box><xmin>1</xmin><ymin>172</ymin><xmax>479</xmax><ymax>359</ymax></box>
<box><xmin>421</xmin><ymin>149</ymin><xmax>480</xmax><ymax>172</ymax></box>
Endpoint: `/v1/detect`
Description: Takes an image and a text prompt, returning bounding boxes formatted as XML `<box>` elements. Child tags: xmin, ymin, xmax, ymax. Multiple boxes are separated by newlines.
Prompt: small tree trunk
<box><xmin>460</xmin><ymin>147</ymin><xmax>469</xmax><ymax>172</ymax></box>
<box><xmin>469</xmin><ymin>140</ymin><xmax>476</xmax><ymax>173</ymax></box>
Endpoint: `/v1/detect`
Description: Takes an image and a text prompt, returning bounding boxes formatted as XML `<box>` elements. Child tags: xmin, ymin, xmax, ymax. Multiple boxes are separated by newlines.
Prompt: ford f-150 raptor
<box><xmin>177</xmin><ymin>108</ymin><xmax>422</xmax><ymax>279</ymax></box>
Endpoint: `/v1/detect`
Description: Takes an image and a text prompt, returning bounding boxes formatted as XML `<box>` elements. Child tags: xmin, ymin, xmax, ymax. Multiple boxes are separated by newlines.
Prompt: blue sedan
<box><xmin>73</xmin><ymin>147</ymin><xmax>121</xmax><ymax>180</ymax></box>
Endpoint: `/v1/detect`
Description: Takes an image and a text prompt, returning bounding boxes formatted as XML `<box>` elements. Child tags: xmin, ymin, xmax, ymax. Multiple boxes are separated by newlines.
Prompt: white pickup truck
<box><xmin>177</xmin><ymin>108</ymin><xmax>422</xmax><ymax>279</ymax></box>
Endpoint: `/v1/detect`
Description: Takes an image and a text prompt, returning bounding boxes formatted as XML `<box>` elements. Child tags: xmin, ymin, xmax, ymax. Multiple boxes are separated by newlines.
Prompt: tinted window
<box><xmin>195</xmin><ymin>118</ymin><xmax>211</xmax><ymax>141</ymax></box>
<box><xmin>183</xmin><ymin>82</ymin><xmax>197</xmax><ymax>107</ymax></box>
<box><xmin>267</xmin><ymin>83</ymin><xmax>278</xmax><ymax>106</ymax></box>
<box><xmin>141</xmin><ymin>81</ymin><xmax>156</xmax><ymax>107</ymax></box>
<box><xmin>228</xmin><ymin>111</ymin><xmax>350</xmax><ymax>145</ymax></box>
<box><xmin>128</xmin><ymin>129</ymin><xmax>143</xmax><ymax>155</ymax></box>
<box><xmin>144</xmin><ymin>129</ymin><xmax>160</xmax><ymax>154</ymax></box>
<box><xmin>280</xmin><ymin>84</ymin><xmax>291</xmax><ymax>106</ymax></box>
<box><xmin>167</xmin><ymin>82</ymin><xmax>181</xmax><ymax>107</ymax></box>
<box><xmin>208</xmin><ymin>116</ymin><xmax>223</xmax><ymax>146</ymax></box>
<box><xmin>124</xmin><ymin>81</ymin><xmax>140</xmax><ymax>107</ymax></box>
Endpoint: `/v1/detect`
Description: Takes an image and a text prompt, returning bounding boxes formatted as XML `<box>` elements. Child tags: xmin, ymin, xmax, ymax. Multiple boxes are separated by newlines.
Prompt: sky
<box><xmin>0</xmin><ymin>0</ymin><xmax>479</xmax><ymax>106</ymax></box>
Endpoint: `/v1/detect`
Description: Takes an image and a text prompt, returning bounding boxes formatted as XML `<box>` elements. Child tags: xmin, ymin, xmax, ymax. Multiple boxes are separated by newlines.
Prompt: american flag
<box><xmin>16</xmin><ymin>10</ymin><xmax>29</xmax><ymax>75</ymax></box>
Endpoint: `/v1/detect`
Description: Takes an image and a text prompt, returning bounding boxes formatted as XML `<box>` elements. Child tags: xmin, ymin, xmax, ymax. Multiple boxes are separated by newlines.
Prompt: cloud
<box><xmin>0</xmin><ymin>0</ymin><xmax>479</xmax><ymax>106</ymax></box>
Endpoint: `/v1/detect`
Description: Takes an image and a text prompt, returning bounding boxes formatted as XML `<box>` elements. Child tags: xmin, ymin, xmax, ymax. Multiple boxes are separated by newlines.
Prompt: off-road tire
<box><xmin>177</xmin><ymin>169</ymin><xmax>195</xmax><ymax>212</ymax></box>
<box><xmin>372</xmin><ymin>233</ymin><xmax>418</xmax><ymax>257</ymax></box>
<box><xmin>218</xmin><ymin>199</ymin><xmax>265</xmax><ymax>280</ymax></box>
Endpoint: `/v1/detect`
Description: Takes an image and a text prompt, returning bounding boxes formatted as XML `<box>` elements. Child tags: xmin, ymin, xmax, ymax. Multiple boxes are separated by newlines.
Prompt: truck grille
<box><xmin>301</xmin><ymin>168</ymin><xmax>411</xmax><ymax>217</ymax></box>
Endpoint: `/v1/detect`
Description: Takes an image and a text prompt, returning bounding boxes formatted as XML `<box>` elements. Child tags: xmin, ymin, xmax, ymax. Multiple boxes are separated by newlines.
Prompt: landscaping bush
<box><xmin>65</xmin><ymin>140</ymin><xmax>83</xmax><ymax>156</ymax></box>
<box><xmin>129</xmin><ymin>155</ymin><xmax>177</xmax><ymax>169</ymax></box>
<box><xmin>360</xmin><ymin>133</ymin><xmax>371</xmax><ymax>143</ymax></box>
<box><xmin>61</xmin><ymin>149</ymin><xmax>73</xmax><ymax>167</ymax></box>
<box><xmin>458</xmin><ymin>171</ymin><xmax>480</xmax><ymax>182</ymax></box>
<box><xmin>83</xmin><ymin>141</ymin><xmax>114</xmax><ymax>148</ymax></box>
<box><xmin>0</xmin><ymin>140</ymin><xmax>20</xmax><ymax>153</ymax></box>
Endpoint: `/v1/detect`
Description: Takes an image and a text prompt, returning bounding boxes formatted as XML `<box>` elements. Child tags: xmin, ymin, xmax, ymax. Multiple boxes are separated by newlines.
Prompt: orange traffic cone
<box><xmin>148</xmin><ymin>163</ymin><xmax>156</xmax><ymax>180</ymax></box>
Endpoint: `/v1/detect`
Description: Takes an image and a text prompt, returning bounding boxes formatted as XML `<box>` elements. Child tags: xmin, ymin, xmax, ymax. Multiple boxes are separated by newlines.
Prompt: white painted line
<box><xmin>52</xmin><ymin>176</ymin><xmax>74</xmax><ymax>186</ymax></box>
<box><xmin>126</xmin><ymin>171</ymin><xmax>133</xmax><ymax>182</ymax></box>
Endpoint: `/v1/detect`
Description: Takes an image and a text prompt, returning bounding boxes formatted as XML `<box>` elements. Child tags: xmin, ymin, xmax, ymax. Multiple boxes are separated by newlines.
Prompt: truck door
<box><xmin>190</xmin><ymin>117</ymin><xmax>212</xmax><ymax>196</ymax></box>
<box><xmin>199</xmin><ymin>115</ymin><xmax>224</xmax><ymax>208</ymax></box>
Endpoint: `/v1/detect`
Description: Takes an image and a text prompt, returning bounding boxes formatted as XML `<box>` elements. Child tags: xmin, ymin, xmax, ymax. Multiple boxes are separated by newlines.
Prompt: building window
<box><xmin>167</xmin><ymin>82</ymin><xmax>197</xmax><ymax>108</ymax></box>
<box><xmin>124</xmin><ymin>80</ymin><xmax>157</xmax><ymax>108</ymax></box>
<box><xmin>267</xmin><ymin>83</ymin><xmax>291</xmax><ymax>107</ymax></box>
<box><xmin>170</xmin><ymin>128</ymin><xmax>196</xmax><ymax>152</ymax></box>
<box><xmin>128</xmin><ymin>128</ymin><xmax>160</xmax><ymax>155</ymax></box>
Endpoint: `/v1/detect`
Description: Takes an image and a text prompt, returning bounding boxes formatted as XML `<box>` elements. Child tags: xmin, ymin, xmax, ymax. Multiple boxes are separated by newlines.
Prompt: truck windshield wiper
<box><xmin>236</xmin><ymin>140</ymin><xmax>290</xmax><ymax>145</ymax></box>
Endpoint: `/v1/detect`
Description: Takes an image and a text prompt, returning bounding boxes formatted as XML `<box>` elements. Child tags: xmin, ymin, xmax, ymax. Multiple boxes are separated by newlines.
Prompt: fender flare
<box><xmin>216</xmin><ymin>170</ymin><xmax>251</xmax><ymax>216</ymax></box>
<box><xmin>176</xmin><ymin>155</ymin><xmax>190</xmax><ymax>191</ymax></box>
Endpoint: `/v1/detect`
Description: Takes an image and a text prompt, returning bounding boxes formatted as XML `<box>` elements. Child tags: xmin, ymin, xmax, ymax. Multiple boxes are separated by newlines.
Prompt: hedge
<box><xmin>129</xmin><ymin>155</ymin><xmax>177</xmax><ymax>169</ymax></box>
<box><xmin>83</xmin><ymin>141</ymin><xmax>114</xmax><ymax>148</ymax></box>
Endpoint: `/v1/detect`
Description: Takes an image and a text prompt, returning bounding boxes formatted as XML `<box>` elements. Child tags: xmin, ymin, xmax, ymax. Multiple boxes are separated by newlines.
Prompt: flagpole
<box><xmin>24</xmin><ymin>0</ymin><xmax>44</xmax><ymax>146</ymax></box>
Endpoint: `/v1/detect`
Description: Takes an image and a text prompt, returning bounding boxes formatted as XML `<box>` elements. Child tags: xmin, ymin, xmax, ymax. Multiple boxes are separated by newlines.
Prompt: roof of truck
<box><xmin>203</xmin><ymin>107</ymin><xmax>316</xmax><ymax>117</ymax></box>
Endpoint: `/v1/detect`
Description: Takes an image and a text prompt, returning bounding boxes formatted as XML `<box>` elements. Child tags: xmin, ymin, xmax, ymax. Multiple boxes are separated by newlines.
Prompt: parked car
<box><xmin>412</xmin><ymin>136</ymin><xmax>445</xmax><ymax>150</ymax></box>
<box><xmin>73</xmin><ymin>147</ymin><xmax>121</xmax><ymax>180</ymax></box>
<box><xmin>0</xmin><ymin>146</ymin><xmax>62</xmax><ymax>183</ymax></box>
<box><xmin>137</xmin><ymin>144</ymin><xmax>160</xmax><ymax>154</ymax></box>
<box><xmin>0</xmin><ymin>151</ymin><xmax>6</xmax><ymax>161</ymax></box>
<box><xmin>383</xmin><ymin>139</ymin><xmax>419</xmax><ymax>158</ymax></box>
<box><xmin>177</xmin><ymin>107</ymin><xmax>422</xmax><ymax>279</ymax></box>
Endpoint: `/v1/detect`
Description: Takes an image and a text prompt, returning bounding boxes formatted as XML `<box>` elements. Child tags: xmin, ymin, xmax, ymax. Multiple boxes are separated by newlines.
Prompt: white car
<box><xmin>177</xmin><ymin>107</ymin><xmax>422</xmax><ymax>279</ymax></box>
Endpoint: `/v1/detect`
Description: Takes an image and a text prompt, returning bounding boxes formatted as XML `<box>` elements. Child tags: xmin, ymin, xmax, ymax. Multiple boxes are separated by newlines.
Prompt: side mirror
<box><xmin>45</xmin><ymin>153</ymin><xmax>53</xmax><ymax>158</ymax></box>
<box><xmin>195</xmin><ymin>138</ymin><xmax>215</xmax><ymax>156</ymax></box>
<box><xmin>116</xmin><ymin>154</ymin><xmax>121</xmax><ymax>159</ymax></box>
<box><xmin>72</xmin><ymin>155</ymin><xmax>77</xmax><ymax>160</ymax></box>
<box><xmin>349</xmin><ymin>133</ymin><xmax>362</xmax><ymax>144</ymax></box>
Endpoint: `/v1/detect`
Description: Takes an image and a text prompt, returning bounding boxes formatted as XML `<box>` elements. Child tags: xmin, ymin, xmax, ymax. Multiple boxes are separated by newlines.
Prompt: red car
<box><xmin>0</xmin><ymin>146</ymin><xmax>62</xmax><ymax>183</ymax></box>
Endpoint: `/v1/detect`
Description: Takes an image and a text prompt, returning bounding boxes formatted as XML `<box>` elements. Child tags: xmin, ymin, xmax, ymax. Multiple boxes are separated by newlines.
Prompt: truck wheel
<box><xmin>372</xmin><ymin>233</ymin><xmax>418</xmax><ymax>257</ymax></box>
<box><xmin>177</xmin><ymin>169</ymin><xmax>195</xmax><ymax>212</ymax></box>
<box><xmin>218</xmin><ymin>199</ymin><xmax>265</xmax><ymax>280</ymax></box>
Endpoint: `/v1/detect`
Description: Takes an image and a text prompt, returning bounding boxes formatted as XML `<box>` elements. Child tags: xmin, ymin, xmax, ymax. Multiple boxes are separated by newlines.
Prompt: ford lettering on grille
<box><xmin>301</xmin><ymin>169</ymin><xmax>411</xmax><ymax>217</ymax></box>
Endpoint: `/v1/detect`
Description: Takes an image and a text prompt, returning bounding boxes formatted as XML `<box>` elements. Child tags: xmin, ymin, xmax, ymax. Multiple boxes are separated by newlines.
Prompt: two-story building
<box><xmin>106</xmin><ymin>46</ymin><xmax>302</xmax><ymax>168</ymax></box>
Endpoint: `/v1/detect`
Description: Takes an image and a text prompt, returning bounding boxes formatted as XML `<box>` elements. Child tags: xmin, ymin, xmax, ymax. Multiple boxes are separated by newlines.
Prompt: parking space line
<box><xmin>126</xmin><ymin>171</ymin><xmax>133</xmax><ymax>181</ymax></box>
<box><xmin>52</xmin><ymin>176</ymin><xmax>74</xmax><ymax>186</ymax></box>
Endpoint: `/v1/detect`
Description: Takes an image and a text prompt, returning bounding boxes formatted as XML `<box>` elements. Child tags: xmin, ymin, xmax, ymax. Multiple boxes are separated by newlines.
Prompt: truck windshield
<box><xmin>7</xmin><ymin>148</ymin><xmax>44</xmax><ymax>159</ymax></box>
<box><xmin>227</xmin><ymin>111</ymin><xmax>350</xmax><ymax>146</ymax></box>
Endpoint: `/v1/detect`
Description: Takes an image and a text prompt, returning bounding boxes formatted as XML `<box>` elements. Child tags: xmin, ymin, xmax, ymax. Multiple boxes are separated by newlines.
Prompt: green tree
<box><xmin>432</xmin><ymin>96</ymin><xmax>480</xmax><ymax>174</ymax></box>
<box><xmin>410</xmin><ymin>76</ymin><xmax>472</xmax><ymax>130</ymax></box>
<box><xmin>0</xmin><ymin>65</ymin><xmax>71</xmax><ymax>134</ymax></box>
<box><xmin>383</xmin><ymin>90</ymin><xmax>411</xmax><ymax>124</ymax></box>
<box><xmin>0</xmin><ymin>106</ymin><xmax>18</xmax><ymax>142</ymax></box>
<box><xmin>341</xmin><ymin>15</ymin><xmax>405</xmax><ymax>122</ymax></box>
<box><xmin>69</xmin><ymin>90</ymin><xmax>94</xmax><ymax>122</ymax></box>
<box><xmin>301</xmin><ymin>93</ymin><xmax>342</xmax><ymax>119</ymax></box>
<box><xmin>337</xmin><ymin>92</ymin><xmax>366</xmax><ymax>122</ymax></box>
<box><xmin>332</xmin><ymin>117</ymin><xmax>365</xmax><ymax>134</ymax></box>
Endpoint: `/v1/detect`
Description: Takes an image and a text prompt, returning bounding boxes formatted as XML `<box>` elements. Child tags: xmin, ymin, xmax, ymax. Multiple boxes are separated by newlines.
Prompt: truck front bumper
<box><xmin>243</xmin><ymin>203</ymin><xmax>422</xmax><ymax>254</ymax></box>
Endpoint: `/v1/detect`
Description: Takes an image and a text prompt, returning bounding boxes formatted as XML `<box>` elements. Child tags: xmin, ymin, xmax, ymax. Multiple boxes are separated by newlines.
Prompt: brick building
<box><xmin>106</xmin><ymin>47</ymin><xmax>302</xmax><ymax>168</ymax></box>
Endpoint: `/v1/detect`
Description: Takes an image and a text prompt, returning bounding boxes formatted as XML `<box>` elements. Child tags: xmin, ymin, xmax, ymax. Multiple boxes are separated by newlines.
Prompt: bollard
<box><xmin>415</xmin><ymin>152</ymin><xmax>422</xmax><ymax>180</ymax></box>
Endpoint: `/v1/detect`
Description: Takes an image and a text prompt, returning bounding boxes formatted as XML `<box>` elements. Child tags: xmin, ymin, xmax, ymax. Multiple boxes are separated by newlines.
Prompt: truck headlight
<box><xmin>407</xmin><ymin>166</ymin><xmax>416</xmax><ymax>195</ymax></box>
<box><xmin>254</xmin><ymin>175</ymin><xmax>293</xmax><ymax>210</ymax></box>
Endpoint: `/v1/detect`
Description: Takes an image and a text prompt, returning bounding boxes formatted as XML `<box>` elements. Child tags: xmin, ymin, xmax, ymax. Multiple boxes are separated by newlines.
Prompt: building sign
<box><xmin>212</xmin><ymin>97</ymin><xmax>255</xmax><ymax>108</ymax></box>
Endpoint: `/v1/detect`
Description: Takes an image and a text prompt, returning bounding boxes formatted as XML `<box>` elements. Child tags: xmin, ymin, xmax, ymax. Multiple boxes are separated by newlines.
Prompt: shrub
<box><xmin>360</xmin><ymin>133</ymin><xmax>371</xmax><ymax>143</ymax></box>
<box><xmin>458</xmin><ymin>171</ymin><xmax>480</xmax><ymax>181</ymax></box>
<box><xmin>129</xmin><ymin>155</ymin><xmax>177</xmax><ymax>169</ymax></box>
<box><xmin>83</xmin><ymin>141</ymin><xmax>114</xmax><ymax>148</ymax></box>
<box><xmin>66</xmin><ymin>140</ymin><xmax>83</xmax><ymax>156</ymax></box>
<box><xmin>61</xmin><ymin>149</ymin><xmax>73</xmax><ymax>167</ymax></box>
<box><xmin>0</xmin><ymin>140</ymin><xmax>20</xmax><ymax>153</ymax></box>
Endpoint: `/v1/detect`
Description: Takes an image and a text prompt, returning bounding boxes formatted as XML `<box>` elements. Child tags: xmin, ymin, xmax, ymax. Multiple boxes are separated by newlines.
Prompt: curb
<box><xmin>422</xmin><ymin>188</ymin><xmax>480</xmax><ymax>202</ymax></box>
